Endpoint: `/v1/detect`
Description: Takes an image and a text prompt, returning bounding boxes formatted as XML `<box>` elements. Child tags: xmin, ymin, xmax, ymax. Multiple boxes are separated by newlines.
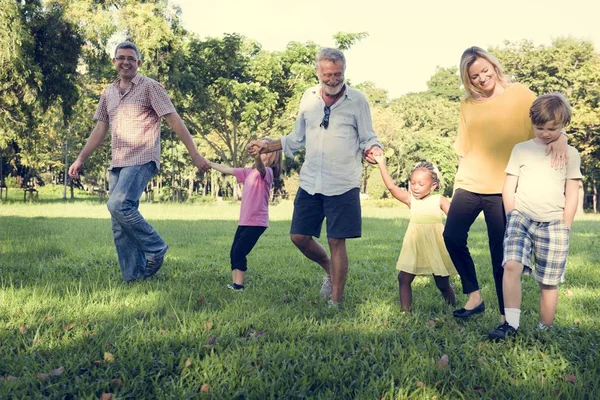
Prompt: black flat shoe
<box><xmin>453</xmin><ymin>301</ymin><xmax>485</xmax><ymax>319</ymax></box>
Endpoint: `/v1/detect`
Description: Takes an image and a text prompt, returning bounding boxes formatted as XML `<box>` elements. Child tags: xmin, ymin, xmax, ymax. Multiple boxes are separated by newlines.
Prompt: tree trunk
<box><xmin>188</xmin><ymin>170</ymin><xmax>195</xmax><ymax>199</ymax></box>
<box><xmin>593</xmin><ymin>174</ymin><xmax>598</xmax><ymax>214</ymax></box>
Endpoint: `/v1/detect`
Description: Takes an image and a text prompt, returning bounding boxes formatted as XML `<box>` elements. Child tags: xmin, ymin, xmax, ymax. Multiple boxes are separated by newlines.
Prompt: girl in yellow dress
<box><xmin>373</xmin><ymin>154</ymin><xmax>457</xmax><ymax>311</ymax></box>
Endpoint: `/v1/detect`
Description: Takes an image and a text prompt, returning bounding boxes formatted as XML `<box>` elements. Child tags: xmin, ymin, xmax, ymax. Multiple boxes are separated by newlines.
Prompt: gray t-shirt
<box><xmin>506</xmin><ymin>139</ymin><xmax>582</xmax><ymax>222</ymax></box>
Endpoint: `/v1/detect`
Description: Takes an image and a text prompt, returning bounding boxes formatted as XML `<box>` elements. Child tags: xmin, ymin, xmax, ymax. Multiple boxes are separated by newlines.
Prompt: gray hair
<box><xmin>315</xmin><ymin>48</ymin><xmax>346</xmax><ymax>71</ymax></box>
<box><xmin>114</xmin><ymin>41</ymin><xmax>141</xmax><ymax>60</ymax></box>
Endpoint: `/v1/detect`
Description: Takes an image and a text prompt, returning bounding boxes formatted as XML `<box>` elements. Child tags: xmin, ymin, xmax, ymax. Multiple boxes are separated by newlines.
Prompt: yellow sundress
<box><xmin>396</xmin><ymin>194</ymin><xmax>457</xmax><ymax>276</ymax></box>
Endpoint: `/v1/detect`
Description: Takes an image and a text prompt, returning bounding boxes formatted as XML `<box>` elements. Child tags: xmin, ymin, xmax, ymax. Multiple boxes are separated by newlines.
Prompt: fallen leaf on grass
<box><xmin>416</xmin><ymin>381</ymin><xmax>425</xmax><ymax>388</ymax></box>
<box><xmin>207</xmin><ymin>336</ymin><xmax>217</xmax><ymax>346</ymax></box>
<box><xmin>197</xmin><ymin>296</ymin><xmax>206</xmax><ymax>305</ymax></box>
<box><xmin>204</xmin><ymin>321</ymin><xmax>213</xmax><ymax>330</ymax></box>
<box><xmin>64</xmin><ymin>323</ymin><xmax>75</xmax><ymax>331</ymax></box>
<box><xmin>49</xmin><ymin>367</ymin><xmax>64</xmax><ymax>376</ymax></box>
<box><xmin>473</xmin><ymin>386</ymin><xmax>486</xmax><ymax>393</ymax></box>
<box><xmin>427</xmin><ymin>320</ymin><xmax>436</xmax><ymax>327</ymax></box>
<box><xmin>19</xmin><ymin>325</ymin><xmax>26</xmax><ymax>334</ymax></box>
<box><xmin>99</xmin><ymin>394</ymin><xmax>113</xmax><ymax>400</ymax></box>
<box><xmin>104</xmin><ymin>352</ymin><xmax>116</xmax><ymax>363</ymax></box>
<box><xmin>36</xmin><ymin>373</ymin><xmax>49</xmax><ymax>381</ymax></box>
<box><xmin>160</xmin><ymin>330</ymin><xmax>168</xmax><ymax>335</ymax></box>
<box><xmin>574</xmin><ymin>319</ymin><xmax>581</xmax><ymax>325</ymax></box>
<box><xmin>44</xmin><ymin>316</ymin><xmax>53</xmax><ymax>322</ymax></box>
<box><xmin>437</xmin><ymin>354</ymin><xmax>449</xmax><ymax>369</ymax></box>
<box><xmin>185</xmin><ymin>359</ymin><xmax>192</xmax><ymax>368</ymax></box>
<box><xmin>92</xmin><ymin>360</ymin><xmax>103</xmax><ymax>366</ymax></box>
<box><xmin>565</xmin><ymin>289</ymin><xmax>574</xmax><ymax>298</ymax></box>
<box><xmin>200</xmin><ymin>383</ymin><xmax>212</xmax><ymax>393</ymax></box>
<box><xmin>282</xmin><ymin>295</ymin><xmax>289</xmax><ymax>303</ymax></box>
<box><xmin>565</xmin><ymin>375</ymin><xmax>576</xmax><ymax>384</ymax></box>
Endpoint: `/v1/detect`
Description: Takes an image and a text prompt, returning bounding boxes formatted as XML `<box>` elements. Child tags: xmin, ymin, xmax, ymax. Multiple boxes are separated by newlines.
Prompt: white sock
<box><xmin>505</xmin><ymin>308</ymin><xmax>521</xmax><ymax>329</ymax></box>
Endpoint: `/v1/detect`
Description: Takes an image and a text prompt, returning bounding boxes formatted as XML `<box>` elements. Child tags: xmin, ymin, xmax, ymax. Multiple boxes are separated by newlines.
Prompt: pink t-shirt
<box><xmin>233</xmin><ymin>167</ymin><xmax>274</xmax><ymax>227</ymax></box>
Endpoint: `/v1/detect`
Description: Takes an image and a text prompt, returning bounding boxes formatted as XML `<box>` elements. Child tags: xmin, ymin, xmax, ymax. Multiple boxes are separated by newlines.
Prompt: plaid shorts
<box><xmin>503</xmin><ymin>209</ymin><xmax>570</xmax><ymax>285</ymax></box>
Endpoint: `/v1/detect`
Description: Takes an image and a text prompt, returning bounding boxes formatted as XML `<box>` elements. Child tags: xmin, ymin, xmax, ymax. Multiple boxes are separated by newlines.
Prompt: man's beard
<box><xmin>321</xmin><ymin>80</ymin><xmax>345</xmax><ymax>96</ymax></box>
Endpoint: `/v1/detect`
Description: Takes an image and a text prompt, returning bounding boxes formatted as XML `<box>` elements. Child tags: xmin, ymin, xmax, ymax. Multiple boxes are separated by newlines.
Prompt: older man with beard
<box><xmin>248</xmin><ymin>48</ymin><xmax>382</xmax><ymax>309</ymax></box>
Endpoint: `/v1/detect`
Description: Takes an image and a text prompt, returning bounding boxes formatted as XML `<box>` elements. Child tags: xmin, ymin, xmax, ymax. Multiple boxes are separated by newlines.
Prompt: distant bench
<box><xmin>23</xmin><ymin>187</ymin><xmax>38</xmax><ymax>202</ymax></box>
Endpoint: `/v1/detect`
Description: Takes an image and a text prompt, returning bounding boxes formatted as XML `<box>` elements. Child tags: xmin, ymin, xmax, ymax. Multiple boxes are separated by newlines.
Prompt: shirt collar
<box><xmin>113</xmin><ymin>73</ymin><xmax>143</xmax><ymax>87</ymax></box>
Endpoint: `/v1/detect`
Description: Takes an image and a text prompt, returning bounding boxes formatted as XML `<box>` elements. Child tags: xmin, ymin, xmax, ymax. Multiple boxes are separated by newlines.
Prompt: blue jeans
<box><xmin>107</xmin><ymin>162</ymin><xmax>166</xmax><ymax>281</ymax></box>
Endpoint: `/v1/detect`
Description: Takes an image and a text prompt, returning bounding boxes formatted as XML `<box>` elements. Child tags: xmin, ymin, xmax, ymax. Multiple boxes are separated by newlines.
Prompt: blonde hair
<box><xmin>259</xmin><ymin>138</ymin><xmax>282</xmax><ymax>183</ymax></box>
<box><xmin>459</xmin><ymin>46</ymin><xmax>510</xmax><ymax>99</ymax></box>
<box><xmin>411</xmin><ymin>161</ymin><xmax>443</xmax><ymax>191</ymax></box>
<box><xmin>529</xmin><ymin>92</ymin><xmax>572</xmax><ymax>126</ymax></box>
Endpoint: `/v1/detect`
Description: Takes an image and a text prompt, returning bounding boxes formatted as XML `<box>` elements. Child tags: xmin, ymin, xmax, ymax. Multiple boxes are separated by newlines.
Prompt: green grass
<box><xmin>1</xmin><ymin>193</ymin><xmax>599</xmax><ymax>399</ymax></box>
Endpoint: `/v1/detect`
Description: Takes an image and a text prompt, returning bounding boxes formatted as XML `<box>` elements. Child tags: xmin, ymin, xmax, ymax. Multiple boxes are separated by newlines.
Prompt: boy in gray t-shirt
<box><xmin>488</xmin><ymin>92</ymin><xmax>582</xmax><ymax>340</ymax></box>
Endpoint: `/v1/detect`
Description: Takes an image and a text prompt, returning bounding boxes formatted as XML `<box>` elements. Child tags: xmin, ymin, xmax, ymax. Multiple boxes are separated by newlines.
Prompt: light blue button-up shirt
<box><xmin>281</xmin><ymin>85</ymin><xmax>382</xmax><ymax>196</ymax></box>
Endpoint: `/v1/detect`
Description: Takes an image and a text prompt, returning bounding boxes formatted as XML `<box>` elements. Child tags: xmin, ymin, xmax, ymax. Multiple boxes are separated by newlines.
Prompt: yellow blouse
<box><xmin>454</xmin><ymin>82</ymin><xmax>536</xmax><ymax>194</ymax></box>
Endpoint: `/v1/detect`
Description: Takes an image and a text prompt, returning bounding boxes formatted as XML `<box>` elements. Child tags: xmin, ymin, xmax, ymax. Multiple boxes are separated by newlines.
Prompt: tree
<box><xmin>333</xmin><ymin>32</ymin><xmax>369</xmax><ymax>51</ymax></box>
<box><xmin>426</xmin><ymin>66</ymin><xmax>462</xmax><ymax>102</ymax></box>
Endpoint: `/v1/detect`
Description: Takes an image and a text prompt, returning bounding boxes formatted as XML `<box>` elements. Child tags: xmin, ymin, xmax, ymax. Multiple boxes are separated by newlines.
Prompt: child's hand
<box><xmin>373</xmin><ymin>153</ymin><xmax>385</xmax><ymax>165</ymax></box>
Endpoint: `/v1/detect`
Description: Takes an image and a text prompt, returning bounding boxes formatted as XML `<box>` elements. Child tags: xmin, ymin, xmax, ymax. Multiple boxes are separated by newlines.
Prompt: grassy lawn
<box><xmin>1</xmin><ymin>190</ymin><xmax>599</xmax><ymax>399</ymax></box>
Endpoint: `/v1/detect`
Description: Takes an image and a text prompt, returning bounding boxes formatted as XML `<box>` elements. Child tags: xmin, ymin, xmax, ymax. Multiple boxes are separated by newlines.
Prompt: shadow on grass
<box><xmin>1</xmin><ymin>215</ymin><xmax>599</xmax><ymax>398</ymax></box>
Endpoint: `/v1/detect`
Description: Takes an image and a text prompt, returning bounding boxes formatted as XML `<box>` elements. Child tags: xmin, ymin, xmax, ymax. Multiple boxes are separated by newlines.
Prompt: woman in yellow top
<box><xmin>443</xmin><ymin>46</ymin><xmax>568</xmax><ymax>321</ymax></box>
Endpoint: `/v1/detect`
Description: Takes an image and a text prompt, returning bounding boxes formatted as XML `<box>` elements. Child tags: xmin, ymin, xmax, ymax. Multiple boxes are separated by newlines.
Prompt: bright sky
<box><xmin>173</xmin><ymin>0</ymin><xmax>600</xmax><ymax>99</ymax></box>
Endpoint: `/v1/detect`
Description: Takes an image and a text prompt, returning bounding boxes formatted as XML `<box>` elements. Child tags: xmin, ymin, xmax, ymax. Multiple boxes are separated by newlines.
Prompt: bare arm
<box><xmin>209</xmin><ymin>162</ymin><xmax>235</xmax><ymax>175</ymax></box>
<box><xmin>440</xmin><ymin>195</ymin><xmax>451</xmax><ymax>215</ymax></box>
<box><xmin>546</xmin><ymin>132</ymin><xmax>568</xmax><ymax>169</ymax></box>
<box><xmin>563</xmin><ymin>179</ymin><xmax>580</xmax><ymax>229</ymax></box>
<box><xmin>68</xmin><ymin>121</ymin><xmax>110</xmax><ymax>178</ymax></box>
<box><xmin>164</xmin><ymin>112</ymin><xmax>210</xmax><ymax>173</ymax></box>
<box><xmin>502</xmin><ymin>174</ymin><xmax>519</xmax><ymax>214</ymax></box>
<box><xmin>254</xmin><ymin>155</ymin><xmax>266</xmax><ymax>178</ymax></box>
<box><xmin>248</xmin><ymin>139</ymin><xmax>282</xmax><ymax>157</ymax></box>
<box><xmin>373</xmin><ymin>154</ymin><xmax>410</xmax><ymax>206</ymax></box>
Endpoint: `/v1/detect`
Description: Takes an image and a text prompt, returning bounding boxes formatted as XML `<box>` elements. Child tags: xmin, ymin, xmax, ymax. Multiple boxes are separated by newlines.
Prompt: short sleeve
<box><xmin>233</xmin><ymin>168</ymin><xmax>250</xmax><ymax>183</ymax></box>
<box><xmin>505</xmin><ymin>146</ymin><xmax>520</xmax><ymax>176</ymax></box>
<box><xmin>93</xmin><ymin>88</ymin><xmax>110</xmax><ymax>122</ymax></box>
<box><xmin>148</xmin><ymin>81</ymin><xmax>176</xmax><ymax>117</ymax></box>
<box><xmin>566</xmin><ymin>148</ymin><xmax>583</xmax><ymax>180</ymax></box>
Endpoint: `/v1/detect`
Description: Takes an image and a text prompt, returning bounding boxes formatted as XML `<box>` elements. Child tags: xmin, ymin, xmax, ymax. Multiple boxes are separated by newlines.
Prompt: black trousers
<box><xmin>230</xmin><ymin>225</ymin><xmax>267</xmax><ymax>272</ymax></box>
<box><xmin>443</xmin><ymin>189</ymin><xmax>506</xmax><ymax>314</ymax></box>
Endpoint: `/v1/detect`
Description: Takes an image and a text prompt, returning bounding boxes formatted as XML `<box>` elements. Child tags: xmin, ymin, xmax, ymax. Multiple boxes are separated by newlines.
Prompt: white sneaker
<box><xmin>320</xmin><ymin>275</ymin><xmax>332</xmax><ymax>297</ymax></box>
<box><xmin>327</xmin><ymin>299</ymin><xmax>342</xmax><ymax>310</ymax></box>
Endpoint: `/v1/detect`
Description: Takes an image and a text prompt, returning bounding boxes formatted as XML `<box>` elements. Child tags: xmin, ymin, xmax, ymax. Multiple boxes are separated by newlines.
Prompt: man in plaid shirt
<box><xmin>69</xmin><ymin>41</ymin><xmax>210</xmax><ymax>282</ymax></box>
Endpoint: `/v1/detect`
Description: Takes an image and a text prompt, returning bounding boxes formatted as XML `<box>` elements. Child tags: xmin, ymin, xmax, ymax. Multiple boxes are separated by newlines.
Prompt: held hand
<box><xmin>372</xmin><ymin>153</ymin><xmax>385</xmax><ymax>165</ymax></box>
<box><xmin>247</xmin><ymin>140</ymin><xmax>266</xmax><ymax>157</ymax></box>
<box><xmin>193</xmin><ymin>153</ymin><xmax>210</xmax><ymax>173</ymax></box>
<box><xmin>364</xmin><ymin>146</ymin><xmax>383</xmax><ymax>165</ymax></box>
<box><xmin>68</xmin><ymin>158</ymin><xmax>83</xmax><ymax>179</ymax></box>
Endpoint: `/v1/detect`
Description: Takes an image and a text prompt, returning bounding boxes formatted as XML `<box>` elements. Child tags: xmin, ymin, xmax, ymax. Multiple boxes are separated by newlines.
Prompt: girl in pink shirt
<box><xmin>210</xmin><ymin>139</ymin><xmax>282</xmax><ymax>290</ymax></box>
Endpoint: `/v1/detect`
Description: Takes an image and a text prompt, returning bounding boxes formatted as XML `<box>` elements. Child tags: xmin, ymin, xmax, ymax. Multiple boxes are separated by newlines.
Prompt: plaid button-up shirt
<box><xmin>94</xmin><ymin>73</ymin><xmax>176</xmax><ymax>170</ymax></box>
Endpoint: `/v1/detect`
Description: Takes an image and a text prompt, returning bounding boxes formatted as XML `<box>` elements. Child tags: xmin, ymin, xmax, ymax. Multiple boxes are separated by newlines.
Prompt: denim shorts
<box><xmin>290</xmin><ymin>188</ymin><xmax>361</xmax><ymax>239</ymax></box>
<box><xmin>503</xmin><ymin>209</ymin><xmax>570</xmax><ymax>285</ymax></box>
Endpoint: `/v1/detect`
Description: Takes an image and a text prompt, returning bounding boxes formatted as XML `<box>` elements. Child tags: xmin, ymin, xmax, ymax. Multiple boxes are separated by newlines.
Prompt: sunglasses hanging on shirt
<box><xmin>320</xmin><ymin>105</ymin><xmax>331</xmax><ymax>129</ymax></box>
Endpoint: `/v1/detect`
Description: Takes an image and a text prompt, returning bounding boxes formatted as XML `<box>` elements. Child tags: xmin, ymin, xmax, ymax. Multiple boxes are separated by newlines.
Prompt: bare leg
<box><xmin>539</xmin><ymin>283</ymin><xmax>559</xmax><ymax>326</ymax></box>
<box><xmin>232</xmin><ymin>269</ymin><xmax>245</xmax><ymax>286</ymax></box>
<box><xmin>290</xmin><ymin>234</ymin><xmax>331</xmax><ymax>275</ymax></box>
<box><xmin>464</xmin><ymin>290</ymin><xmax>483</xmax><ymax>309</ymax></box>
<box><xmin>328</xmin><ymin>238</ymin><xmax>348</xmax><ymax>303</ymax></box>
<box><xmin>398</xmin><ymin>271</ymin><xmax>416</xmax><ymax>311</ymax></box>
<box><xmin>433</xmin><ymin>275</ymin><xmax>456</xmax><ymax>306</ymax></box>
<box><xmin>502</xmin><ymin>260</ymin><xmax>524</xmax><ymax>309</ymax></box>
